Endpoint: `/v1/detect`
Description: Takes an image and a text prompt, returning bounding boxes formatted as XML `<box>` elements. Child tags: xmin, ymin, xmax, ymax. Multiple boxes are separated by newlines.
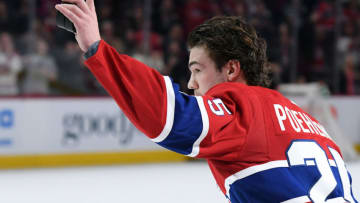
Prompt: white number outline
<box><xmin>286</xmin><ymin>140</ymin><xmax>356</xmax><ymax>203</ymax></box>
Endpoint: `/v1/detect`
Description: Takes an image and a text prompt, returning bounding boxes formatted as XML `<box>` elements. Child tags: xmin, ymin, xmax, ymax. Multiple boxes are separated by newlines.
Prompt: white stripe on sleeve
<box><xmin>188</xmin><ymin>96</ymin><xmax>210</xmax><ymax>157</ymax></box>
<box><xmin>151</xmin><ymin>76</ymin><xmax>175</xmax><ymax>143</ymax></box>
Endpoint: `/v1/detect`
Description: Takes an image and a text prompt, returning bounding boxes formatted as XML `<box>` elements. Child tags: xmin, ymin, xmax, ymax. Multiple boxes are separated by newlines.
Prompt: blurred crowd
<box><xmin>0</xmin><ymin>0</ymin><xmax>360</xmax><ymax>96</ymax></box>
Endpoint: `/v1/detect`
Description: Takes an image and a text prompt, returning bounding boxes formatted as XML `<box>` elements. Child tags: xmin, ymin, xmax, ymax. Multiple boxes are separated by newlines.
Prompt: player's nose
<box><xmin>187</xmin><ymin>75</ymin><xmax>198</xmax><ymax>90</ymax></box>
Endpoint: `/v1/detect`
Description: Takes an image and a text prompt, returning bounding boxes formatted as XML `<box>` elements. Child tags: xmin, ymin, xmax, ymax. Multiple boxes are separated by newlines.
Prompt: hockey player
<box><xmin>56</xmin><ymin>0</ymin><xmax>358</xmax><ymax>202</ymax></box>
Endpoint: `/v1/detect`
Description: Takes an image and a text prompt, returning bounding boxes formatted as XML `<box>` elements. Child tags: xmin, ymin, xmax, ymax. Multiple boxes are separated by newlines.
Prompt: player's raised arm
<box><xmin>54</xmin><ymin>0</ymin><xmax>238</xmax><ymax>159</ymax></box>
<box><xmin>55</xmin><ymin>0</ymin><xmax>100</xmax><ymax>52</ymax></box>
<box><xmin>82</xmin><ymin>40</ymin><xmax>239</xmax><ymax>158</ymax></box>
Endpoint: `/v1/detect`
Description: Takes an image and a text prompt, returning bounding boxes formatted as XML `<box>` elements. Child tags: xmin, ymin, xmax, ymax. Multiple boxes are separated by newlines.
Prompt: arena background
<box><xmin>0</xmin><ymin>0</ymin><xmax>359</xmax><ymax>202</ymax></box>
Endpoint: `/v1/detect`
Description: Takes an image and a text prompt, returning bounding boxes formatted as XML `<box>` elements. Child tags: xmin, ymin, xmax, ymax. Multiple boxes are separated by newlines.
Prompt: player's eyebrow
<box><xmin>188</xmin><ymin>61</ymin><xmax>202</xmax><ymax>70</ymax></box>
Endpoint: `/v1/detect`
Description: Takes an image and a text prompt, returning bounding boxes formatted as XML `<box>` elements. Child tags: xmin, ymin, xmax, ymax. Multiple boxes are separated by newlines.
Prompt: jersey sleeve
<box><xmin>84</xmin><ymin>40</ymin><xmax>246</xmax><ymax>159</ymax></box>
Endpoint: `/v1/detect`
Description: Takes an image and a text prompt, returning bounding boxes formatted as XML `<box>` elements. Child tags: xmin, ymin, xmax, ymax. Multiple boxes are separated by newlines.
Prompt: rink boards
<box><xmin>0</xmin><ymin>96</ymin><xmax>358</xmax><ymax>169</ymax></box>
<box><xmin>0</xmin><ymin>97</ymin><xmax>186</xmax><ymax>169</ymax></box>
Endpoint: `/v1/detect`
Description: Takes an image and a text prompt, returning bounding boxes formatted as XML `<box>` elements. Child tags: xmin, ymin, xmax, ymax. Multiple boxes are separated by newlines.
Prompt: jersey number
<box><xmin>286</xmin><ymin>141</ymin><xmax>355</xmax><ymax>202</ymax></box>
<box><xmin>208</xmin><ymin>99</ymin><xmax>231</xmax><ymax>116</ymax></box>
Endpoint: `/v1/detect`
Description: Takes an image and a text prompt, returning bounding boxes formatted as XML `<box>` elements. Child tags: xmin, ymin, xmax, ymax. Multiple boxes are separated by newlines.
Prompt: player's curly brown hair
<box><xmin>187</xmin><ymin>16</ymin><xmax>271</xmax><ymax>88</ymax></box>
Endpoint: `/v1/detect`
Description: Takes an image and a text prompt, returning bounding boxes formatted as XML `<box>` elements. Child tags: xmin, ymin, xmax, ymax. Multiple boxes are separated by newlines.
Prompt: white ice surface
<box><xmin>0</xmin><ymin>161</ymin><xmax>359</xmax><ymax>203</ymax></box>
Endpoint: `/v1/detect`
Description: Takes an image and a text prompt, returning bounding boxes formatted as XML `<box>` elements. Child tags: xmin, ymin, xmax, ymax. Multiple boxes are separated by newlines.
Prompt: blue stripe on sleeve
<box><xmin>156</xmin><ymin>81</ymin><xmax>204</xmax><ymax>155</ymax></box>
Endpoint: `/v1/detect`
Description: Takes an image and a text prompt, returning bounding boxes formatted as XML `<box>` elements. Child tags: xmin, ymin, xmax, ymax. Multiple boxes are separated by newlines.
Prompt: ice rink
<box><xmin>0</xmin><ymin>161</ymin><xmax>359</xmax><ymax>203</ymax></box>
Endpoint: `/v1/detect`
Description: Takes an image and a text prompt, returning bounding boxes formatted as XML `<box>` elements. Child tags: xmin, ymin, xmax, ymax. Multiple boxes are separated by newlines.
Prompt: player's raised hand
<box><xmin>55</xmin><ymin>0</ymin><xmax>100</xmax><ymax>52</ymax></box>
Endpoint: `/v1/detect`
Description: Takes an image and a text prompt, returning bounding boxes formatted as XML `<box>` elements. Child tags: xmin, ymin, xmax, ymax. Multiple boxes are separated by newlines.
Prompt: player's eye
<box><xmin>194</xmin><ymin>68</ymin><xmax>201</xmax><ymax>73</ymax></box>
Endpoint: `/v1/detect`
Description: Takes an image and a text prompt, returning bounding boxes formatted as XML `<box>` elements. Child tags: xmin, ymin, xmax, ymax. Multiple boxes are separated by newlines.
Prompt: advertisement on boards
<box><xmin>0</xmin><ymin>98</ymin><xmax>161</xmax><ymax>155</ymax></box>
<box><xmin>0</xmin><ymin>108</ymin><xmax>15</xmax><ymax>147</ymax></box>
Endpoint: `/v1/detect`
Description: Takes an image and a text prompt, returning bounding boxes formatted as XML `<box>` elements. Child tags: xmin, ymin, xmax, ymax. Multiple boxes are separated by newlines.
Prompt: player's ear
<box><xmin>226</xmin><ymin>60</ymin><xmax>245</xmax><ymax>82</ymax></box>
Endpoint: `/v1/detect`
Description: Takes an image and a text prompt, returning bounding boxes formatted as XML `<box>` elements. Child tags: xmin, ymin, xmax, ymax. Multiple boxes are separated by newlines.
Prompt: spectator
<box><xmin>208</xmin><ymin>0</ymin><xmax>223</xmax><ymax>16</ymax></box>
<box><xmin>43</xmin><ymin>8</ymin><xmax>58</xmax><ymax>37</ymax></box>
<box><xmin>249</xmin><ymin>0</ymin><xmax>275</xmax><ymax>44</ymax></box>
<box><xmin>0</xmin><ymin>32</ymin><xmax>23</xmax><ymax>95</ymax></box>
<box><xmin>132</xmin><ymin>42</ymin><xmax>165</xmax><ymax>73</ymax></box>
<box><xmin>264</xmin><ymin>0</ymin><xmax>288</xmax><ymax>26</ymax></box>
<box><xmin>276</xmin><ymin>23</ymin><xmax>293</xmax><ymax>83</ymax></box>
<box><xmin>53</xmin><ymin>41</ymin><xmax>87</xmax><ymax>95</ymax></box>
<box><xmin>22</xmin><ymin>38</ymin><xmax>57</xmax><ymax>95</ymax></box>
<box><xmin>163</xmin><ymin>23</ymin><xmax>186</xmax><ymax>64</ymax></box>
<box><xmin>100</xmin><ymin>20</ymin><xmax>124</xmax><ymax>53</ymax></box>
<box><xmin>307</xmin><ymin>0</ymin><xmax>336</xmax><ymax>88</ymax></box>
<box><xmin>341</xmin><ymin>54</ymin><xmax>357</xmax><ymax>95</ymax></box>
<box><xmin>122</xmin><ymin>28</ymin><xmax>137</xmax><ymax>55</ymax></box>
<box><xmin>36</xmin><ymin>0</ymin><xmax>58</xmax><ymax>19</ymax></box>
<box><xmin>232</xmin><ymin>1</ymin><xmax>248</xmax><ymax>17</ymax></box>
<box><xmin>338</xmin><ymin>21</ymin><xmax>356</xmax><ymax>91</ymax></box>
<box><xmin>152</xmin><ymin>0</ymin><xmax>180</xmax><ymax>35</ymax></box>
<box><xmin>162</xmin><ymin>23</ymin><xmax>188</xmax><ymax>91</ymax></box>
<box><xmin>342</xmin><ymin>0</ymin><xmax>360</xmax><ymax>23</ymax></box>
<box><xmin>0</xmin><ymin>1</ymin><xmax>10</xmax><ymax>32</ymax></box>
<box><xmin>163</xmin><ymin>40</ymin><xmax>189</xmax><ymax>93</ymax></box>
<box><xmin>7</xmin><ymin>0</ymin><xmax>29</xmax><ymax>36</ymax></box>
<box><xmin>97</xmin><ymin>2</ymin><xmax>113</xmax><ymax>22</ymax></box>
<box><xmin>311</xmin><ymin>0</ymin><xmax>335</xmax><ymax>31</ymax></box>
<box><xmin>309</xmin><ymin>26</ymin><xmax>330</xmax><ymax>82</ymax></box>
<box><xmin>182</xmin><ymin>0</ymin><xmax>211</xmax><ymax>35</ymax></box>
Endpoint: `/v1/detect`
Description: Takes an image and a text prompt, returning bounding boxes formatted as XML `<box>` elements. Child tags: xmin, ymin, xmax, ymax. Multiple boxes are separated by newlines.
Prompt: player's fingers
<box><xmin>86</xmin><ymin>0</ymin><xmax>95</xmax><ymax>12</ymax></box>
<box><xmin>59</xmin><ymin>3</ymin><xmax>86</xmax><ymax>20</ymax></box>
<box><xmin>55</xmin><ymin>4</ymin><xmax>81</xmax><ymax>25</ymax></box>
<box><xmin>61</xmin><ymin>0</ymin><xmax>90</xmax><ymax>14</ymax></box>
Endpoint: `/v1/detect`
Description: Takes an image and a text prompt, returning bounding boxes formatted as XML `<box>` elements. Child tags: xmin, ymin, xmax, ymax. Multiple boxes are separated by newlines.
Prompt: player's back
<box><xmin>207</xmin><ymin>83</ymin><xmax>358</xmax><ymax>203</ymax></box>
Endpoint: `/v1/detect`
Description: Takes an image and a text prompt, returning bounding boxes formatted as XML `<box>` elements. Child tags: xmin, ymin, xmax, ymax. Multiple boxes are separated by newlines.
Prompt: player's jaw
<box><xmin>194</xmin><ymin>90</ymin><xmax>202</xmax><ymax>96</ymax></box>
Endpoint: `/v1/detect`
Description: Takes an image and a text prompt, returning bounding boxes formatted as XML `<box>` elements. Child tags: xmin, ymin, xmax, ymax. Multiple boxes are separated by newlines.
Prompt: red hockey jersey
<box><xmin>85</xmin><ymin>40</ymin><xmax>358</xmax><ymax>203</ymax></box>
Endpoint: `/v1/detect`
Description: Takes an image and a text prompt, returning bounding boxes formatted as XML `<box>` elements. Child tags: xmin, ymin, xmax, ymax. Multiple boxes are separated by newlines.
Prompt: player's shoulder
<box><xmin>205</xmin><ymin>83</ymin><xmax>300</xmax><ymax>115</ymax></box>
<box><xmin>206</xmin><ymin>82</ymin><xmax>285</xmax><ymax>101</ymax></box>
